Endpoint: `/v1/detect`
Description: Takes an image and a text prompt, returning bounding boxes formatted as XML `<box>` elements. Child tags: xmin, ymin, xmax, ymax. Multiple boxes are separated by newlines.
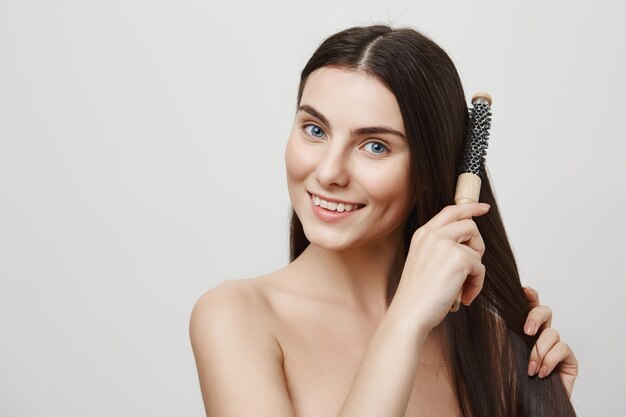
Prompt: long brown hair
<box><xmin>288</xmin><ymin>25</ymin><xmax>576</xmax><ymax>417</ymax></box>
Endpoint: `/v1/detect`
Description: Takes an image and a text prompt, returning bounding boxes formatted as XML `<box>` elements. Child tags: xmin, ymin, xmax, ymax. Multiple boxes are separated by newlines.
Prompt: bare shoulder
<box><xmin>191</xmin><ymin>277</ymin><xmax>274</xmax><ymax>323</ymax></box>
<box><xmin>189</xmin><ymin>277</ymin><xmax>284</xmax><ymax>364</ymax></box>
<box><xmin>189</xmin><ymin>276</ymin><xmax>296</xmax><ymax>417</ymax></box>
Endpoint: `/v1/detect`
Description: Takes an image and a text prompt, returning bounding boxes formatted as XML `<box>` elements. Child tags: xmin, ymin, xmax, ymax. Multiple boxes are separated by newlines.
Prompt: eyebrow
<box><xmin>297</xmin><ymin>104</ymin><xmax>407</xmax><ymax>140</ymax></box>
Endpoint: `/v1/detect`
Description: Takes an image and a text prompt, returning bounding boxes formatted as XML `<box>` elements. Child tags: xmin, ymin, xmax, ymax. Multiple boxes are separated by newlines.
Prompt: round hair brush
<box><xmin>450</xmin><ymin>92</ymin><xmax>493</xmax><ymax>313</ymax></box>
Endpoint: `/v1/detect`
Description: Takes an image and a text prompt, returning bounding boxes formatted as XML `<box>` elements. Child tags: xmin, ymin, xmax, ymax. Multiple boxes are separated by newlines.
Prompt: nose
<box><xmin>315</xmin><ymin>141</ymin><xmax>350</xmax><ymax>188</ymax></box>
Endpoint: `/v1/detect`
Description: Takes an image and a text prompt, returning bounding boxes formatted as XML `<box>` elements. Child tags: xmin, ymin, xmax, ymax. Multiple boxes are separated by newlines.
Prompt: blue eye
<box><xmin>303</xmin><ymin>124</ymin><xmax>325</xmax><ymax>139</ymax></box>
<box><xmin>363</xmin><ymin>141</ymin><xmax>389</xmax><ymax>155</ymax></box>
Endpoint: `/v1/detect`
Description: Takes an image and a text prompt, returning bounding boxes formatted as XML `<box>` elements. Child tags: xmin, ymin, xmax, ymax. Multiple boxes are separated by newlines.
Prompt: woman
<box><xmin>190</xmin><ymin>25</ymin><xmax>578</xmax><ymax>417</ymax></box>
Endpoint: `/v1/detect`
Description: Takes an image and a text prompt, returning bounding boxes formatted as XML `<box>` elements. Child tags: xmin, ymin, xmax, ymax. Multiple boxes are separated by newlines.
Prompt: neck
<box><xmin>292</xmin><ymin>232</ymin><xmax>406</xmax><ymax>321</ymax></box>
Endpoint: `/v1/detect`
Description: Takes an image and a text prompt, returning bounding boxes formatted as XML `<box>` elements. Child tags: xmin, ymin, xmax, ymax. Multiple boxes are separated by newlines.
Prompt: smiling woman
<box><xmin>189</xmin><ymin>24</ymin><xmax>578</xmax><ymax>417</ymax></box>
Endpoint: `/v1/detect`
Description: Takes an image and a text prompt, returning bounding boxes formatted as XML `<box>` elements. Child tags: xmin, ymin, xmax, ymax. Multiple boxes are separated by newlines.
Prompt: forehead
<box><xmin>300</xmin><ymin>67</ymin><xmax>404</xmax><ymax>133</ymax></box>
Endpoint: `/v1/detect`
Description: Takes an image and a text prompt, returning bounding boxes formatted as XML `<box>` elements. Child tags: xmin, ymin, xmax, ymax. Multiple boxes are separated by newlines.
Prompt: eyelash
<box><xmin>301</xmin><ymin>123</ymin><xmax>390</xmax><ymax>156</ymax></box>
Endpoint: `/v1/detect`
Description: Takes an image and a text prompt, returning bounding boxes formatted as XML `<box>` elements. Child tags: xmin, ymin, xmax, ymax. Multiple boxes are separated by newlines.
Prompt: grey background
<box><xmin>1</xmin><ymin>0</ymin><xmax>624</xmax><ymax>416</ymax></box>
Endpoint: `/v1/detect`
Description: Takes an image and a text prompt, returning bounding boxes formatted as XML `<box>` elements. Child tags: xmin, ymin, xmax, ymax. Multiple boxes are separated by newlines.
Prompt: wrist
<box><xmin>382</xmin><ymin>302</ymin><xmax>431</xmax><ymax>349</ymax></box>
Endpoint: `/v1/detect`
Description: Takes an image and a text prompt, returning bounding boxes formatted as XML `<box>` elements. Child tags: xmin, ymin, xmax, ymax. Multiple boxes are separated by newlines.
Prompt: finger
<box><xmin>437</xmin><ymin>218</ymin><xmax>486</xmax><ymax>257</ymax></box>
<box><xmin>457</xmin><ymin>241</ymin><xmax>482</xmax><ymax>261</ymax></box>
<box><xmin>423</xmin><ymin>202</ymin><xmax>490</xmax><ymax>231</ymax></box>
<box><xmin>528</xmin><ymin>327</ymin><xmax>560</xmax><ymax>376</ymax></box>
<box><xmin>523</xmin><ymin>286</ymin><xmax>540</xmax><ymax>308</ymax></box>
<box><xmin>450</xmin><ymin>243</ymin><xmax>484</xmax><ymax>309</ymax></box>
<box><xmin>552</xmin><ymin>342</ymin><xmax>579</xmax><ymax>399</ymax></box>
<box><xmin>524</xmin><ymin>305</ymin><xmax>553</xmax><ymax>336</ymax></box>
<box><xmin>537</xmin><ymin>341</ymin><xmax>577</xmax><ymax>379</ymax></box>
<box><xmin>460</xmin><ymin>255</ymin><xmax>486</xmax><ymax>306</ymax></box>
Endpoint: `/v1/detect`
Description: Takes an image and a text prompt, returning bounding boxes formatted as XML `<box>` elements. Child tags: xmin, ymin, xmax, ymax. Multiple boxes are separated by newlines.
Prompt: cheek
<box><xmin>361</xmin><ymin>161</ymin><xmax>412</xmax><ymax>209</ymax></box>
<box><xmin>285</xmin><ymin>135</ymin><xmax>315</xmax><ymax>183</ymax></box>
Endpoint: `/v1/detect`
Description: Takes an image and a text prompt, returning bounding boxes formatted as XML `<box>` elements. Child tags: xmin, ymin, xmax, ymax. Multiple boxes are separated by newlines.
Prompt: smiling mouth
<box><xmin>308</xmin><ymin>192</ymin><xmax>365</xmax><ymax>213</ymax></box>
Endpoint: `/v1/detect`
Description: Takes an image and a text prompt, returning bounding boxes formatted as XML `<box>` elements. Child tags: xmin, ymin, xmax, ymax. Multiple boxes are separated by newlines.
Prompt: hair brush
<box><xmin>450</xmin><ymin>92</ymin><xmax>493</xmax><ymax>313</ymax></box>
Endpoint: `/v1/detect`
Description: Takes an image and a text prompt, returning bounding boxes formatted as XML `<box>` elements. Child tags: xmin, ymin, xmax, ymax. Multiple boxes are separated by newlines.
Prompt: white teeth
<box><xmin>311</xmin><ymin>194</ymin><xmax>360</xmax><ymax>212</ymax></box>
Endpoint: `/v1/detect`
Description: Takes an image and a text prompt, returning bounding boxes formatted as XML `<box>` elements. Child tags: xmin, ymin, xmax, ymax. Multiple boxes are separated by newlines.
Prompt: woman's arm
<box><xmin>335</xmin><ymin>303</ymin><xmax>430</xmax><ymax>417</ymax></box>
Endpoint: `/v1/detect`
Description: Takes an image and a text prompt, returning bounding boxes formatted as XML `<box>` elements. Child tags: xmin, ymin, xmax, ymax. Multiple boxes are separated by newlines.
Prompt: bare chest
<box><xmin>274</xmin><ymin>304</ymin><xmax>463</xmax><ymax>417</ymax></box>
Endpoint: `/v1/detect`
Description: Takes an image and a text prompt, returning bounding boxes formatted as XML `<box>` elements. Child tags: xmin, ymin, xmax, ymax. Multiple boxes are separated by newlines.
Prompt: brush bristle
<box><xmin>458</xmin><ymin>100</ymin><xmax>492</xmax><ymax>178</ymax></box>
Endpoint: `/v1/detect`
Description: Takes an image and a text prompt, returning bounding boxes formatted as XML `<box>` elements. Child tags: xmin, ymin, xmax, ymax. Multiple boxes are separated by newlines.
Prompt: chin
<box><xmin>301</xmin><ymin>225</ymin><xmax>359</xmax><ymax>252</ymax></box>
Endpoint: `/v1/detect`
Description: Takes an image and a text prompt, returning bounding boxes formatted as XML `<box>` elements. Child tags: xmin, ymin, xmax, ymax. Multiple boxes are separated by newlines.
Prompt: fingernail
<box><xmin>528</xmin><ymin>361</ymin><xmax>537</xmax><ymax>376</ymax></box>
<box><xmin>524</xmin><ymin>320</ymin><xmax>536</xmax><ymax>335</ymax></box>
<box><xmin>538</xmin><ymin>365</ymin><xmax>548</xmax><ymax>378</ymax></box>
<box><xmin>480</xmin><ymin>203</ymin><xmax>491</xmax><ymax>209</ymax></box>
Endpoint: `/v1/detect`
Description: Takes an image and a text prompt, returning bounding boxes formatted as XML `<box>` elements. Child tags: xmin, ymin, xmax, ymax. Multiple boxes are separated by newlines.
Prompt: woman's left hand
<box><xmin>523</xmin><ymin>286</ymin><xmax>578</xmax><ymax>398</ymax></box>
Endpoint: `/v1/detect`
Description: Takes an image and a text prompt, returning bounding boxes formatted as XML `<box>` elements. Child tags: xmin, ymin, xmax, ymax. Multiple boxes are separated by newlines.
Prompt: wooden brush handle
<box><xmin>450</xmin><ymin>172</ymin><xmax>482</xmax><ymax>312</ymax></box>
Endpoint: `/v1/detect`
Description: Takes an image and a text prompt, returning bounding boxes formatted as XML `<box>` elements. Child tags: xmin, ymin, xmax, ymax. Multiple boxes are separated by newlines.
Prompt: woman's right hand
<box><xmin>389</xmin><ymin>202</ymin><xmax>491</xmax><ymax>336</ymax></box>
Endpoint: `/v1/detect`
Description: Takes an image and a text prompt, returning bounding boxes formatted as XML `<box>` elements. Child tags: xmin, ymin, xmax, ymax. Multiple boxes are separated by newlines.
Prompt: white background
<box><xmin>1</xmin><ymin>1</ymin><xmax>624</xmax><ymax>416</ymax></box>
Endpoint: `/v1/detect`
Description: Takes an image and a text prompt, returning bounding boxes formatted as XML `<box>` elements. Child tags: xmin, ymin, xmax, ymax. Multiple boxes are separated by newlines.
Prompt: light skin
<box><xmin>284</xmin><ymin>65</ymin><xmax>414</xmax><ymax>319</ymax></box>
<box><xmin>189</xmin><ymin>66</ymin><xmax>578</xmax><ymax>416</ymax></box>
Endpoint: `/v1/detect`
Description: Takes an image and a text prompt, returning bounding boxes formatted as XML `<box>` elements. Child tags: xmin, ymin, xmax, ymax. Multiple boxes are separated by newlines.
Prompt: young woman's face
<box><xmin>285</xmin><ymin>66</ymin><xmax>414</xmax><ymax>251</ymax></box>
